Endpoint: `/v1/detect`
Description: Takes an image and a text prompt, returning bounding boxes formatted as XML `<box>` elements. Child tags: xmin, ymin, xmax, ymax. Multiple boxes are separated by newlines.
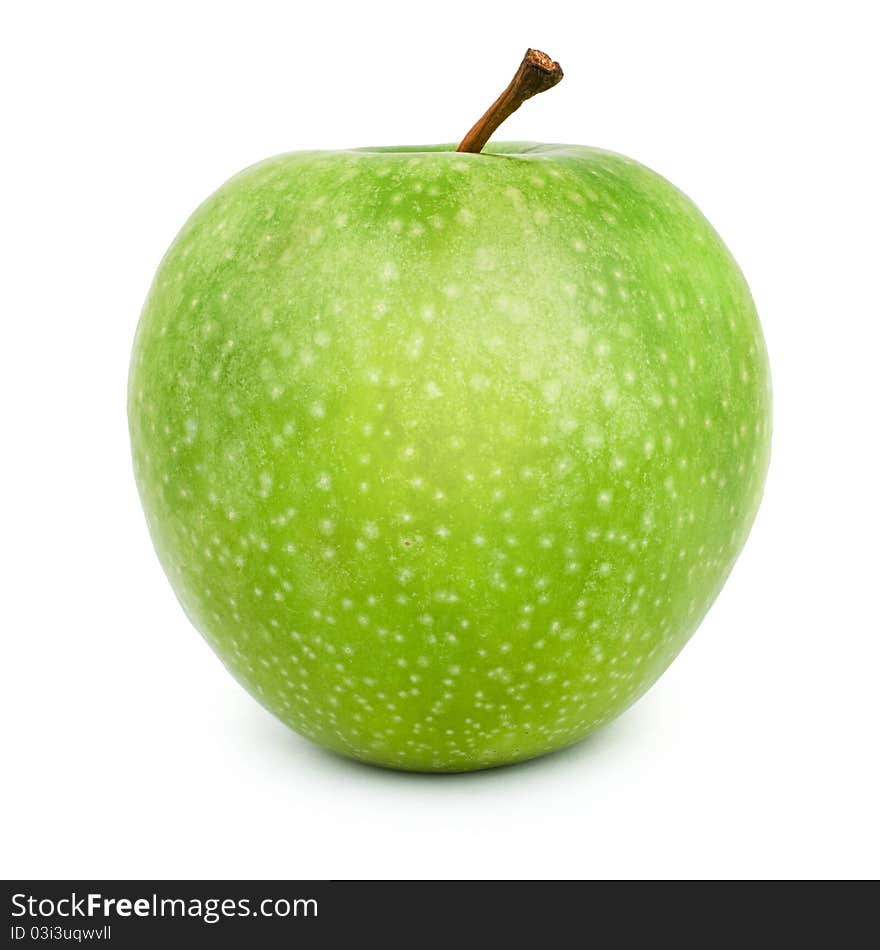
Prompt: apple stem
<box><xmin>456</xmin><ymin>49</ymin><xmax>563</xmax><ymax>154</ymax></box>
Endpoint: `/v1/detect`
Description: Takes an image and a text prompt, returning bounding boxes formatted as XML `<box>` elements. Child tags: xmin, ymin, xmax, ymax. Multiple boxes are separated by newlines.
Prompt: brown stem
<box><xmin>456</xmin><ymin>49</ymin><xmax>563</xmax><ymax>154</ymax></box>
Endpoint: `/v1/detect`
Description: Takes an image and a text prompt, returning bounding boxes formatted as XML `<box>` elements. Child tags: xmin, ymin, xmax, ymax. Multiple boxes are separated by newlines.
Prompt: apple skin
<box><xmin>129</xmin><ymin>143</ymin><xmax>771</xmax><ymax>772</ymax></box>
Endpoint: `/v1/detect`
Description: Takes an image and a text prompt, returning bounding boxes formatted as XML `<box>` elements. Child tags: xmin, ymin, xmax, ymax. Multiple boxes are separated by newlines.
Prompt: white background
<box><xmin>3</xmin><ymin>1</ymin><xmax>878</xmax><ymax>880</ymax></box>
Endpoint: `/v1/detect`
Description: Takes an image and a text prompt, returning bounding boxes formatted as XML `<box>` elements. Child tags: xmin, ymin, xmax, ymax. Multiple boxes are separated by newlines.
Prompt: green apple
<box><xmin>129</xmin><ymin>52</ymin><xmax>770</xmax><ymax>771</ymax></box>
